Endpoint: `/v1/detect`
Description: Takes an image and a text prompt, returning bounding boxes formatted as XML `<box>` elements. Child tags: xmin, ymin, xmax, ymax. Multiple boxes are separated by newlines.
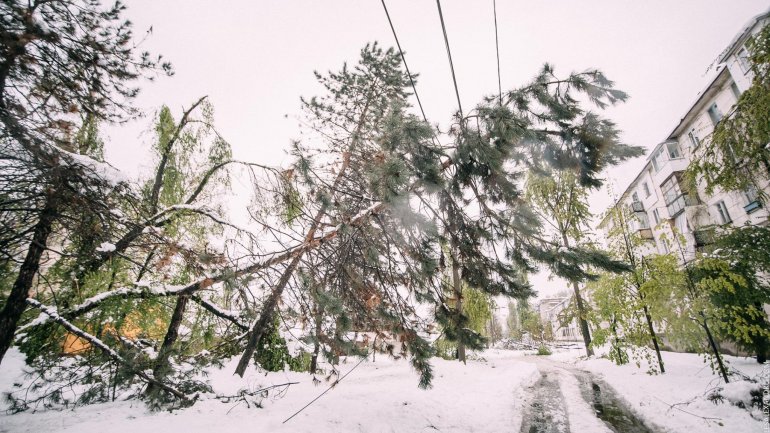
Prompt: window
<box><xmin>652</xmin><ymin>209</ymin><xmax>660</xmax><ymax>225</ymax></box>
<box><xmin>662</xmin><ymin>176</ymin><xmax>683</xmax><ymax>205</ymax></box>
<box><xmin>746</xmin><ymin>186</ymin><xmax>759</xmax><ymax>203</ymax></box>
<box><xmin>730</xmin><ymin>82</ymin><xmax>742</xmax><ymax>100</ymax></box>
<box><xmin>651</xmin><ymin>147</ymin><xmax>666</xmax><ymax>172</ymax></box>
<box><xmin>745</xmin><ymin>186</ymin><xmax>762</xmax><ymax>213</ymax></box>
<box><xmin>666</xmin><ymin>141</ymin><xmax>682</xmax><ymax>159</ymax></box>
<box><xmin>688</xmin><ymin>129</ymin><xmax>701</xmax><ymax>149</ymax></box>
<box><xmin>707</xmin><ymin>103</ymin><xmax>723</xmax><ymax>125</ymax></box>
<box><xmin>737</xmin><ymin>46</ymin><xmax>750</xmax><ymax>73</ymax></box>
<box><xmin>637</xmin><ymin>211</ymin><xmax>650</xmax><ymax>229</ymax></box>
<box><xmin>674</xmin><ymin>213</ymin><xmax>689</xmax><ymax>234</ymax></box>
<box><xmin>632</xmin><ymin>192</ymin><xmax>640</xmax><ymax>202</ymax></box>
<box><xmin>642</xmin><ymin>182</ymin><xmax>651</xmax><ymax>198</ymax></box>
<box><xmin>715</xmin><ymin>200</ymin><xmax>732</xmax><ymax>224</ymax></box>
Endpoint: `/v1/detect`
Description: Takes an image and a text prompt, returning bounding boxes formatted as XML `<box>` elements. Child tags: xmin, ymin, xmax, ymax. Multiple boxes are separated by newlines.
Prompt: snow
<box><xmin>95</xmin><ymin>242</ymin><xmax>116</xmax><ymax>253</ymax></box>
<box><xmin>59</xmin><ymin>149</ymin><xmax>130</xmax><ymax>188</ymax></box>
<box><xmin>551</xmin><ymin>347</ymin><xmax>768</xmax><ymax>433</ymax></box>
<box><xmin>0</xmin><ymin>350</ymin><xmax>537</xmax><ymax>433</ymax></box>
<box><xmin>556</xmin><ymin>369</ymin><xmax>612</xmax><ymax>432</ymax></box>
<box><xmin>1</xmin><ymin>347</ymin><xmax>766</xmax><ymax>433</ymax></box>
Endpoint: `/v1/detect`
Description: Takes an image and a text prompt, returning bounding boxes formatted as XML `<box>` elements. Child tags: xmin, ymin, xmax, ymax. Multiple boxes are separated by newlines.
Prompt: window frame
<box><xmin>707</xmin><ymin>103</ymin><xmax>723</xmax><ymax>125</ymax></box>
<box><xmin>737</xmin><ymin>46</ymin><xmax>751</xmax><ymax>74</ymax></box>
<box><xmin>666</xmin><ymin>141</ymin><xmax>682</xmax><ymax>159</ymax></box>
<box><xmin>687</xmin><ymin>129</ymin><xmax>700</xmax><ymax>149</ymax></box>
<box><xmin>715</xmin><ymin>200</ymin><xmax>732</xmax><ymax>224</ymax></box>
<box><xmin>642</xmin><ymin>182</ymin><xmax>651</xmax><ymax>198</ymax></box>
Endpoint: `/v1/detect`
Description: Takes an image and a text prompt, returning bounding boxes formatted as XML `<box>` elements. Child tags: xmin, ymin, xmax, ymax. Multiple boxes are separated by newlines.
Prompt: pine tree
<box><xmin>0</xmin><ymin>0</ymin><xmax>171</xmax><ymax>365</ymax></box>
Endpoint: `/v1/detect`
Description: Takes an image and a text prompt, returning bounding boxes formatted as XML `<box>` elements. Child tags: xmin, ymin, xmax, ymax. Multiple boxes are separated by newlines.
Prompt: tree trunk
<box><xmin>451</xmin><ymin>253</ymin><xmax>466</xmax><ymax>364</ymax></box>
<box><xmin>560</xmin><ymin>232</ymin><xmax>593</xmax><ymax>357</ymax></box>
<box><xmin>701</xmin><ymin>313</ymin><xmax>729</xmax><ymax>383</ymax></box>
<box><xmin>756</xmin><ymin>345</ymin><xmax>767</xmax><ymax>364</ymax></box>
<box><xmin>0</xmin><ymin>194</ymin><xmax>58</xmax><ymax>365</ymax></box>
<box><xmin>309</xmin><ymin>301</ymin><xmax>323</xmax><ymax>374</ymax></box>
<box><xmin>571</xmin><ymin>281</ymin><xmax>594</xmax><ymax>357</ymax></box>
<box><xmin>148</xmin><ymin>294</ymin><xmax>190</xmax><ymax>395</ymax></box>
<box><xmin>610</xmin><ymin>316</ymin><xmax>626</xmax><ymax>364</ymax></box>
<box><xmin>234</xmin><ymin>256</ymin><xmax>300</xmax><ymax>377</ymax></box>
<box><xmin>641</xmin><ymin>303</ymin><xmax>665</xmax><ymax>373</ymax></box>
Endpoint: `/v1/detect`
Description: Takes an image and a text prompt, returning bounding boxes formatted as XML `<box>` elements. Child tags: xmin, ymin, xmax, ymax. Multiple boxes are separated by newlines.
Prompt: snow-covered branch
<box><xmin>25</xmin><ymin>298</ymin><xmax>189</xmax><ymax>401</ymax></box>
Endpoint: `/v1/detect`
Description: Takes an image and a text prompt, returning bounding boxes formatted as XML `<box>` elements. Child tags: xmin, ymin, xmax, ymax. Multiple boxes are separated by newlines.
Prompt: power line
<box><xmin>282</xmin><ymin>353</ymin><xmax>369</xmax><ymax>424</ymax></box>
<box><xmin>380</xmin><ymin>0</ymin><xmax>430</xmax><ymax>125</ymax></box>
<box><xmin>493</xmin><ymin>0</ymin><xmax>502</xmax><ymax>105</ymax></box>
<box><xmin>435</xmin><ymin>0</ymin><xmax>463</xmax><ymax>118</ymax></box>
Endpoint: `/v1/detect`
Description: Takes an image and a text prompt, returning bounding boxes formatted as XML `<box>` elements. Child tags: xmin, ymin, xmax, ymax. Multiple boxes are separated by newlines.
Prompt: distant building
<box><xmin>537</xmin><ymin>297</ymin><xmax>581</xmax><ymax>342</ymax></box>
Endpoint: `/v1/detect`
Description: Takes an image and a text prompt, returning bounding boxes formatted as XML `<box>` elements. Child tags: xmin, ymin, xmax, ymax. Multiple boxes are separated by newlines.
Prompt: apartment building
<box><xmin>600</xmin><ymin>9</ymin><xmax>770</xmax><ymax>260</ymax></box>
<box><xmin>537</xmin><ymin>297</ymin><xmax>582</xmax><ymax>342</ymax></box>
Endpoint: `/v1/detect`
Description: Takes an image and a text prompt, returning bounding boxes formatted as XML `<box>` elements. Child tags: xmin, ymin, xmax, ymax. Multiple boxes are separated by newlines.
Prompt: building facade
<box><xmin>537</xmin><ymin>297</ymin><xmax>582</xmax><ymax>342</ymax></box>
<box><xmin>600</xmin><ymin>10</ymin><xmax>770</xmax><ymax>260</ymax></box>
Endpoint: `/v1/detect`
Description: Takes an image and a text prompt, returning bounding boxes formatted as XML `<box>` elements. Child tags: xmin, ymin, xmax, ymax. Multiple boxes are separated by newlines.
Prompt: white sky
<box><xmin>105</xmin><ymin>0</ymin><xmax>767</xmax><ymax>299</ymax></box>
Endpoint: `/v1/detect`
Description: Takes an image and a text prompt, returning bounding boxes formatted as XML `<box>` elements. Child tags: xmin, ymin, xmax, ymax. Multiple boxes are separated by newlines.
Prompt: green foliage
<box><xmin>254</xmin><ymin>318</ymin><xmax>291</xmax><ymax>372</ymax></box>
<box><xmin>463</xmin><ymin>287</ymin><xmax>494</xmax><ymax>336</ymax></box>
<box><xmin>433</xmin><ymin>337</ymin><xmax>457</xmax><ymax>361</ymax></box>
<box><xmin>288</xmin><ymin>350</ymin><xmax>312</xmax><ymax>372</ymax></box>
<box><xmin>517</xmin><ymin>300</ymin><xmax>549</xmax><ymax>342</ymax></box>
<box><xmin>701</xmin><ymin>226</ymin><xmax>770</xmax><ymax>360</ymax></box>
<box><xmin>506</xmin><ymin>301</ymin><xmax>522</xmax><ymax>339</ymax></box>
<box><xmin>536</xmin><ymin>345</ymin><xmax>552</xmax><ymax>356</ymax></box>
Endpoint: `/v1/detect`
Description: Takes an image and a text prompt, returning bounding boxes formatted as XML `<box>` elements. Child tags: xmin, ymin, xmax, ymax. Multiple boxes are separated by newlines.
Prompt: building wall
<box><xmin>603</xmin><ymin>12</ymin><xmax>770</xmax><ymax>261</ymax></box>
<box><xmin>537</xmin><ymin>297</ymin><xmax>582</xmax><ymax>342</ymax></box>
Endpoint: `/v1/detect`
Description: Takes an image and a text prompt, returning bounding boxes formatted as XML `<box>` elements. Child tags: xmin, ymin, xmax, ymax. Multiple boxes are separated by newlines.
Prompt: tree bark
<box><xmin>234</xmin><ymin>256</ymin><xmax>300</xmax><ymax>377</ymax></box>
<box><xmin>559</xmin><ymin>232</ymin><xmax>593</xmax><ymax>357</ymax></box>
<box><xmin>0</xmin><ymin>194</ymin><xmax>58</xmax><ymax>364</ymax></box>
<box><xmin>642</xmin><ymin>303</ymin><xmax>665</xmax><ymax>373</ymax></box>
<box><xmin>610</xmin><ymin>316</ymin><xmax>626</xmax><ymax>364</ymax></box>
<box><xmin>309</xmin><ymin>300</ymin><xmax>323</xmax><ymax>374</ymax></box>
<box><xmin>571</xmin><ymin>280</ymin><xmax>594</xmax><ymax>357</ymax></box>
<box><xmin>148</xmin><ymin>294</ymin><xmax>190</xmax><ymax>394</ymax></box>
<box><xmin>451</xmin><ymin>253</ymin><xmax>466</xmax><ymax>364</ymax></box>
<box><xmin>701</xmin><ymin>313</ymin><xmax>729</xmax><ymax>383</ymax></box>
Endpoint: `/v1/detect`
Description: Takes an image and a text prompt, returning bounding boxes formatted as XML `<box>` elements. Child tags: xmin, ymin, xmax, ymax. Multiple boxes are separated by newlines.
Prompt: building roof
<box><xmin>716</xmin><ymin>7</ymin><xmax>770</xmax><ymax>64</ymax></box>
<box><xmin>665</xmin><ymin>67</ymin><xmax>731</xmax><ymax>140</ymax></box>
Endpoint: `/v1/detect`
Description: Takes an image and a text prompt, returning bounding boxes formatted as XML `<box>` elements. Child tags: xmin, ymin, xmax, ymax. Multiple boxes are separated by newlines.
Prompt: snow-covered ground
<box><xmin>0</xmin><ymin>347</ymin><xmax>766</xmax><ymax>432</ymax></box>
<box><xmin>552</xmin><ymin>347</ymin><xmax>768</xmax><ymax>433</ymax></box>
<box><xmin>0</xmin><ymin>349</ymin><xmax>538</xmax><ymax>433</ymax></box>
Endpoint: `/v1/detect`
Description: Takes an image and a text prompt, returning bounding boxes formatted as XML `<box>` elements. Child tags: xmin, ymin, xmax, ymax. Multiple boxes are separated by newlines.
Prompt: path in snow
<box><xmin>519</xmin><ymin>357</ymin><xmax>658</xmax><ymax>433</ymax></box>
<box><xmin>519</xmin><ymin>369</ymin><xmax>569</xmax><ymax>433</ymax></box>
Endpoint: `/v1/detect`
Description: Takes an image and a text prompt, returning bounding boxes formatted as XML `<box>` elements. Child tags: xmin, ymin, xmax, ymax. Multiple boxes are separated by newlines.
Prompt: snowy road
<box><xmin>518</xmin><ymin>357</ymin><xmax>657</xmax><ymax>433</ymax></box>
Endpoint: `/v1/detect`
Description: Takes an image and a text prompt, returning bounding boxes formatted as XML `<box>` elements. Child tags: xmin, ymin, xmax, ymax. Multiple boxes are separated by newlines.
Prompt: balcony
<box><xmin>685</xmin><ymin>204</ymin><xmax>711</xmax><ymax>228</ymax></box>
<box><xmin>666</xmin><ymin>193</ymin><xmax>699</xmax><ymax>218</ymax></box>
<box><xmin>693</xmin><ymin>229</ymin><xmax>715</xmax><ymax>248</ymax></box>
<box><xmin>631</xmin><ymin>201</ymin><xmax>644</xmax><ymax>213</ymax></box>
<box><xmin>653</xmin><ymin>158</ymin><xmax>689</xmax><ymax>188</ymax></box>
<box><xmin>637</xmin><ymin>228</ymin><xmax>654</xmax><ymax>240</ymax></box>
<box><xmin>745</xmin><ymin>200</ymin><xmax>762</xmax><ymax>214</ymax></box>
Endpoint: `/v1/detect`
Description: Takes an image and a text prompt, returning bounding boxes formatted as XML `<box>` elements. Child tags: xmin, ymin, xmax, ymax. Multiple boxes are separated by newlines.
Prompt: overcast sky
<box><xmin>105</xmin><ymin>0</ymin><xmax>767</xmax><ymax>299</ymax></box>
